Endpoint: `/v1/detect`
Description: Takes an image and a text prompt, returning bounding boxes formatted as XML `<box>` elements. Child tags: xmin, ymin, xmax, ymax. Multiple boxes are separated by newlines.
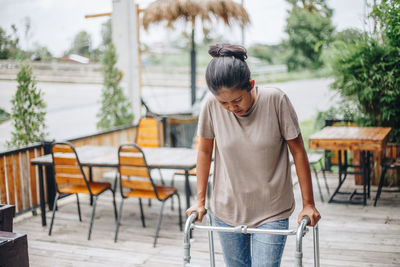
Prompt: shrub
<box><xmin>8</xmin><ymin>62</ymin><xmax>47</xmax><ymax>147</ymax></box>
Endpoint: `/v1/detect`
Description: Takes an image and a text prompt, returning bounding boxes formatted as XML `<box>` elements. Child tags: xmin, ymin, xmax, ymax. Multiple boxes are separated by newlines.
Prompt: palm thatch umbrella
<box><xmin>142</xmin><ymin>0</ymin><xmax>250</xmax><ymax>106</ymax></box>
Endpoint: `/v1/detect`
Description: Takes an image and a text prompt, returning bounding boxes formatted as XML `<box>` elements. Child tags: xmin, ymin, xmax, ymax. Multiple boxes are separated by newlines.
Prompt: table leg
<box><xmin>367</xmin><ymin>151</ymin><xmax>371</xmax><ymax>198</ymax></box>
<box><xmin>89</xmin><ymin>167</ymin><xmax>93</xmax><ymax>206</ymax></box>
<box><xmin>184</xmin><ymin>169</ymin><xmax>191</xmax><ymax>211</ymax></box>
<box><xmin>361</xmin><ymin>151</ymin><xmax>367</xmax><ymax>205</ymax></box>
<box><xmin>38</xmin><ymin>166</ymin><xmax>46</xmax><ymax>227</ymax></box>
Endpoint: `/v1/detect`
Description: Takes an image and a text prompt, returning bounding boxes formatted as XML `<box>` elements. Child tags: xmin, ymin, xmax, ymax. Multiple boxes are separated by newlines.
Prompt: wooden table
<box><xmin>309</xmin><ymin>126</ymin><xmax>392</xmax><ymax>205</ymax></box>
<box><xmin>31</xmin><ymin>146</ymin><xmax>198</xmax><ymax>226</ymax></box>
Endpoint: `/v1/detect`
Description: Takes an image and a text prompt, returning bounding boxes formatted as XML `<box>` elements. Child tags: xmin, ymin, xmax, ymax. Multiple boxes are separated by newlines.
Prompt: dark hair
<box><xmin>205</xmin><ymin>44</ymin><xmax>251</xmax><ymax>94</ymax></box>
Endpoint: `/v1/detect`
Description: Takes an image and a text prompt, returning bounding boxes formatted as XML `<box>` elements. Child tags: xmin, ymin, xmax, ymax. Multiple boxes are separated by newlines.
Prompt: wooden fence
<box><xmin>0</xmin><ymin>144</ymin><xmax>45</xmax><ymax>215</ymax></box>
<box><xmin>0</xmin><ymin>125</ymin><xmax>137</xmax><ymax>215</ymax></box>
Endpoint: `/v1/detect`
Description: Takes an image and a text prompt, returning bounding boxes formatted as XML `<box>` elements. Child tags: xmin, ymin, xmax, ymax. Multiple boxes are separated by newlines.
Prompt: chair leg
<box><xmin>170</xmin><ymin>174</ymin><xmax>176</xmax><ymax>211</ymax></box>
<box><xmin>114</xmin><ymin>198</ymin><xmax>125</xmax><ymax>242</ymax></box>
<box><xmin>374</xmin><ymin>167</ymin><xmax>388</xmax><ymax>207</ymax></box>
<box><xmin>148</xmin><ymin>199</ymin><xmax>152</xmax><ymax>207</ymax></box>
<box><xmin>88</xmin><ymin>195</ymin><xmax>98</xmax><ymax>240</ymax></box>
<box><xmin>111</xmin><ymin>189</ymin><xmax>118</xmax><ymax>222</ymax></box>
<box><xmin>76</xmin><ymin>194</ymin><xmax>82</xmax><ymax>222</ymax></box>
<box><xmin>319</xmin><ymin>160</ymin><xmax>330</xmax><ymax>195</ymax></box>
<box><xmin>48</xmin><ymin>192</ymin><xmax>60</xmax><ymax>236</ymax></box>
<box><xmin>312</xmin><ymin>165</ymin><xmax>324</xmax><ymax>202</ymax></box>
<box><xmin>153</xmin><ymin>201</ymin><xmax>166</xmax><ymax>247</ymax></box>
<box><xmin>139</xmin><ymin>198</ymin><xmax>146</xmax><ymax>228</ymax></box>
<box><xmin>176</xmin><ymin>194</ymin><xmax>183</xmax><ymax>231</ymax></box>
<box><xmin>158</xmin><ymin>168</ymin><xmax>165</xmax><ymax>185</ymax></box>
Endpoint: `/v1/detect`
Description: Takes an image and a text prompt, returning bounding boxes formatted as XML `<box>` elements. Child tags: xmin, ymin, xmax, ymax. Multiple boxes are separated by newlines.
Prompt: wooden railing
<box><xmin>0</xmin><ymin>144</ymin><xmax>45</xmax><ymax>215</ymax></box>
<box><xmin>0</xmin><ymin>124</ymin><xmax>137</xmax><ymax>215</ymax></box>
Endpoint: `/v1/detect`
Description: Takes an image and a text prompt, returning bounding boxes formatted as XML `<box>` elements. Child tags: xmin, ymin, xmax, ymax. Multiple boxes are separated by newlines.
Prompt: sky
<box><xmin>0</xmin><ymin>0</ymin><xmax>369</xmax><ymax>57</ymax></box>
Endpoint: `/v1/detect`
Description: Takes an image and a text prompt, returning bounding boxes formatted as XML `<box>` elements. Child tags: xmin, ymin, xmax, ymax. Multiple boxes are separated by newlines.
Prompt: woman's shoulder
<box><xmin>258</xmin><ymin>86</ymin><xmax>286</xmax><ymax>101</ymax></box>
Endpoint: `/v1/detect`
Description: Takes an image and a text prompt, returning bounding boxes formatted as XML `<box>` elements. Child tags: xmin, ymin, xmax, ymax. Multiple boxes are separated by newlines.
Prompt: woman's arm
<box><xmin>185</xmin><ymin>136</ymin><xmax>214</xmax><ymax>221</ymax></box>
<box><xmin>287</xmin><ymin>133</ymin><xmax>321</xmax><ymax>226</ymax></box>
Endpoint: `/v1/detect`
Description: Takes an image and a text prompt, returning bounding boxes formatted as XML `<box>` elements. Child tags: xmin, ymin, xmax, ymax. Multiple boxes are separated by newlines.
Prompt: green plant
<box><xmin>8</xmin><ymin>62</ymin><xmax>47</xmax><ymax>148</ymax></box>
<box><xmin>97</xmin><ymin>42</ymin><xmax>134</xmax><ymax>130</ymax></box>
<box><xmin>285</xmin><ymin>0</ymin><xmax>335</xmax><ymax>71</ymax></box>
<box><xmin>0</xmin><ymin>108</ymin><xmax>10</xmax><ymax>123</ymax></box>
<box><xmin>329</xmin><ymin>0</ymin><xmax>400</xmax><ymax>143</ymax></box>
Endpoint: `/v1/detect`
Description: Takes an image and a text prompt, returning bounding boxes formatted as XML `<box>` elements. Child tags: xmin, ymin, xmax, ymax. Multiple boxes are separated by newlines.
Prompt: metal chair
<box><xmin>170</xmin><ymin>135</ymin><xmax>213</xmax><ymax>209</ymax></box>
<box><xmin>114</xmin><ymin>143</ymin><xmax>182</xmax><ymax>247</ymax></box>
<box><xmin>136</xmin><ymin>116</ymin><xmax>165</xmax><ymax>187</ymax></box>
<box><xmin>49</xmin><ymin>142</ymin><xmax>117</xmax><ymax>240</ymax></box>
<box><xmin>374</xmin><ymin>157</ymin><xmax>400</xmax><ymax>206</ymax></box>
<box><xmin>290</xmin><ymin>152</ymin><xmax>330</xmax><ymax>202</ymax></box>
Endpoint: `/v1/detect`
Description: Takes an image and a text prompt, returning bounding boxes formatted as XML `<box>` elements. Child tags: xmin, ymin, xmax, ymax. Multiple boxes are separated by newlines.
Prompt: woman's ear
<box><xmin>250</xmin><ymin>80</ymin><xmax>255</xmax><ymax>89</ymax></box>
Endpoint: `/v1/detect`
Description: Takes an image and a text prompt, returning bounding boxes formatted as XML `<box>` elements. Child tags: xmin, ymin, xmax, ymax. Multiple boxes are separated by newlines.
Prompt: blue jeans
<box><xmin>214</xmin><ymin>216</ymin><xmax>288</xmax><ymax>267</ymax></box>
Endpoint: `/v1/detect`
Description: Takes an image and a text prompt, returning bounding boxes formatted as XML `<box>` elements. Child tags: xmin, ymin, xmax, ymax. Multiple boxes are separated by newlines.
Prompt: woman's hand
<box><xmin>298</xmin><ymin>204</ymin><xmax>321</xmax><ymax>226</ymax></box>
<box><xmin>186</xmin><ymin>202</ymin><xmax>206</xmax><ymax>222</ymax></box>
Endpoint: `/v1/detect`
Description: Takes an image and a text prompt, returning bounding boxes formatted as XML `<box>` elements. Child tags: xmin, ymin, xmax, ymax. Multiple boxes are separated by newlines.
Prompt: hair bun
<box><xmin>208</xmin><ymin>44</ymin><xmax>247</xmax><ymax>61</ymax></box>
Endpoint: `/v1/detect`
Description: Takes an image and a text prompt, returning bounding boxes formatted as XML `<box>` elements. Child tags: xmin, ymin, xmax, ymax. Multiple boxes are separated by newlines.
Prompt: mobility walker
<box><xmin>184</xmin><ymin>211</ymin><xmax>320</xmax><ymax>267</ymax></box>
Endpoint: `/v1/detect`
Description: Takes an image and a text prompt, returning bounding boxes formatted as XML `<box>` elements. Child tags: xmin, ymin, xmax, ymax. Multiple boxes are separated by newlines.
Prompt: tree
<box><xmin>0</xmin><ymin>25</ymin><xmax>21</xmax><ymax>59</ymax></box>
<box><xmin>68</xmin><ymin>31</ymin><xmax>92</xmax><ymax>57</ymax></box>
<box><xmin>8</xmin><ymin>62</ymin><xmax>47</xmax><ymax>148</ymax></box>
<box><xmin>97</xmin><ymin>42</ymin><xmax>133</xmax><ymax>130</ymax></box>
<box><xmin>330</xmin><ymin>0</ymin><xmax>400</xmax><ymax>143</ymax></box>
<box><xmin>285</xmin><ymin>0</ymin><xmax>335</xmax><ymax>71</ymax></box>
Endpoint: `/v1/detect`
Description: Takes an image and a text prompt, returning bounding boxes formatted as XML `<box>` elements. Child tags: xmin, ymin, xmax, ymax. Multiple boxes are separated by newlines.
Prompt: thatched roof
<box><xmin>142</xmin><ymin>0</ymin><xmax>250</xmax><ymax>30</ymax></box>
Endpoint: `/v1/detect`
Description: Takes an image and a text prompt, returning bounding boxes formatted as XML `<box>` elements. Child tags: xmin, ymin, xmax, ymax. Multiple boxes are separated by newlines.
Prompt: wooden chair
<box><xmin>170</xmin><ymin>136</ymin><xmax>213</xmax><ymax>209</ymax></box>
<box><xmin>136</xmin><ymin>116</ymin><xmax>165</xmax><ymax>185</ymax></box>
<box><xmin>374</xmin><ymin>157</ymin><xmax>400</xmax><ymax>206</ymax></box>
<box><xmin>49</xmin><ymin>142</ymin><xmax>117</xmax><ymax>240</ymax></box>
<box><xmin>114</xmin><ymin>143</ymin><xmax>182</xmax><ymax>247</ymax></box>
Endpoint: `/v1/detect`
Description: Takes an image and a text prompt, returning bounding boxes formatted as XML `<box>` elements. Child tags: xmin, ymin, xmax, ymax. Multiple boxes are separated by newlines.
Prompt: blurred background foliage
<box><xmin>1</xmin><ymin>0</ymin><xmax>399</xmax><ymax>143</ymax></box>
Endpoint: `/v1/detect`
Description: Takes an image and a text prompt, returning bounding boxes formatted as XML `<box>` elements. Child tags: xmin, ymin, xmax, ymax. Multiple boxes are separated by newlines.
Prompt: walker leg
<box><xmin>206</xmin><ymin>213</ymin><xmax>215</xmax><ymax>267</ymax></box>
<box><xmin>314</xmin><ymin>224</ymin><xmax>320</xmax><ymax>267</ymax></box>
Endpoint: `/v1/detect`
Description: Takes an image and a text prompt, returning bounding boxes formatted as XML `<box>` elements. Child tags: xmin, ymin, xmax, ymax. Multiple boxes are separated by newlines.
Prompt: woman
<box><xmin>186</xmin><ymin>44</ymin><xmax>321</xmax><ymax>267</ymax></box>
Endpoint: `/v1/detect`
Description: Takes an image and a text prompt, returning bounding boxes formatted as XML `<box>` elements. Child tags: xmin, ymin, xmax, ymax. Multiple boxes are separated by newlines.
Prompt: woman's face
<box><xmin>214</xmin><ymin>80</ymin><xmax>256</xmax><ymax>116</ymax></box>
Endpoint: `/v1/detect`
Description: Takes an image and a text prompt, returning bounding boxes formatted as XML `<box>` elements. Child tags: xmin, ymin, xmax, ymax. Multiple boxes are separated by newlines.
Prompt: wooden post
<box><xmin>112</xmin><ymin>0</ymin><xmax>142</xmax><ymax>123</ymax></box>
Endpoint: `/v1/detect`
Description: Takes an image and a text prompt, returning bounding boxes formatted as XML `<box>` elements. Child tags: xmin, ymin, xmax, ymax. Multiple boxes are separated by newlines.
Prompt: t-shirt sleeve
<box><xmin>197</xmin><ymin>99</ymin><xmax>215</xmax><ymax>139</ymax></box>
<box><xmin>278</xmin><ymin>94</ymin><xmax>301</xmax><ymax>140</ymax></box>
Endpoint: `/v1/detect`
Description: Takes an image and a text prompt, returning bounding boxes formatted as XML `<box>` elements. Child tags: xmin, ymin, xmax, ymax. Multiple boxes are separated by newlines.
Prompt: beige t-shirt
<box><xmin>198</xmin><ymin>87</ymin><xmax>300</xmax><ymax>227</ymax></box>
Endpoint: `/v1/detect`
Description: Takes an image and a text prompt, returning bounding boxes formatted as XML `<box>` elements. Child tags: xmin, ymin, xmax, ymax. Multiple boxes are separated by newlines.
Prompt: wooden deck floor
<box><xmin>13</xmin><ymin>171</ymin><xmax>400</xmax><ymax>267</ymax></box>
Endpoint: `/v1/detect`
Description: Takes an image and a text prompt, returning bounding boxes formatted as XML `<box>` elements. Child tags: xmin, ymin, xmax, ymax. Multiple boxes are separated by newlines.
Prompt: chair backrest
<box><xmin>136</xmin><ymin>117</ymin><xmax>163</xmax><ymax>148</ymax></box>
<box><xmin>51</xmin><ymin>142</ymin><xmax>89</xmax><ymax>191</ymax></box>
<box><xmin>118</xmin><ymin>144</ymin><xmax>159</xmax><ymax>198</ymax></box>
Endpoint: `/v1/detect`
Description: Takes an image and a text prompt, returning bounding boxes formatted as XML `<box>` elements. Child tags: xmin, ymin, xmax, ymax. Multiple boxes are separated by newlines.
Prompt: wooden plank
<box><xmin>13</xmin><ymin>153</ymin><xmax>23</xmax><ymax>212</ymax></box>
<box><xmin>53</xmin><ymin>144</ymin><xmax>74</xmax><ymax>153</ymax></box>
<box><xmin>120</xmin><ymin>146</ymin><xmax>141</xmax><ymax>153</ymax></box>
<box><xmin>5</xmin><ymin>155</ymin><xmax>15</xmax><ymax>206</ymax></box>
<box><xmin>0</xmin><ymin>157</ymin><xmax>7</xmax><ymax>203</ymax></box>
<box><xmin>119</xmin><ymin>155</ymin><xmax>146</xmax><ymax>166</ymax></box>
<box><xmin>55</xmin><ymin>175</ymin><xmax>86</xmax><ymax>186</ymax></box>
<box><xmin>55</xmin><ymin>166</ymin><xmax>82</xmax><ymax>175</ymax></box>
<box><xmin>28</xmin><ymin>149</ymin><xmax>38</xmax><ymax>206</ymax></box>
<box><xmin>121</xmin><ymin>178</ymin><xmax>153</xmax><ymax>191</ymax></box>
<box><xmin>20</xmin><ymin>151</ymin><xmax>31</xmax><ymax>209</ymax></box>
<box><xmin>120</xmin><ymin>166</ymin><xmax>148</xmax><ymax>177</ymax></box>
<box><xmin>53</xmin><ymin>156</ymin><xmax>79</xmax><ymax>166</ymax></box>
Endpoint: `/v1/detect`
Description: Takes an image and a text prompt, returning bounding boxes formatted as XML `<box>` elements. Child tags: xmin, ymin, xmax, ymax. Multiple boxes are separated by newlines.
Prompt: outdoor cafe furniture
<box><xmin>290</xmin><ymin>152</ymin><xmax>330</xmax><ymax>202</ymax></box>
<box><xmin>30</xmin><ymin>145</ymin><xmax>197</xmax><ymax>227</ymax></box>
<box><xmin>374</xmin><ymin>156</ymin><xmax>400</xmax><ymax>206</ymax></box>
<box><xmin>114</xmin><ymin>144</ymin><xmax>182</xmax><ymax>247</ymax></box>
<box><xmin>136</xmin><ymin>116</ymin><xmax>166</xmax><ymax>185</ymax></box>
<box><xmin>48</xmin><ymin>142</ymin><xmax>117</xmax><ymax>240</ymax></box>
<box><xmin>309</xmin><ymin>126</ymin><xmax>392</xmax><ymax>205</ymax></box>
